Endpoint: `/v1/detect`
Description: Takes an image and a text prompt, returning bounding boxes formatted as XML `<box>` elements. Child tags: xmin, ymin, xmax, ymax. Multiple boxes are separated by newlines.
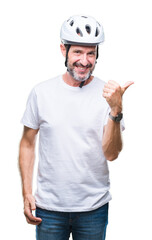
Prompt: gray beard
<box><xmin>67</xmin><ymin>63</ymin><xmax>95</xmax><ymax>82</ymax></box>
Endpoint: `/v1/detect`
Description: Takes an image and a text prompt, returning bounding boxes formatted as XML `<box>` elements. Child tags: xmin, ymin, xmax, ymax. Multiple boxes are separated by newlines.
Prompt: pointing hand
<box><xmin>103</xmin><ymin>80</ymin><xmax>134</xmax><ymax>115</ymax></box>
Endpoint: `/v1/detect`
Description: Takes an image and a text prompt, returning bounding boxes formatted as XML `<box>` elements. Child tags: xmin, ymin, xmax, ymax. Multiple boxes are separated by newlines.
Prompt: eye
<box><xmin>74</xmin><ymin>50</ymin><xmax>81</xmax><ymax>54</ymax></box>
<box><xmin>88</xmin><ymin>51</ymin><xmax>95</xmax><ymax>56</ymax></box>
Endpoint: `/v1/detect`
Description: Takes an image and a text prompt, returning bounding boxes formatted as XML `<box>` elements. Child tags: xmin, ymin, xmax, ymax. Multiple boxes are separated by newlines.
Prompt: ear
<box><xmin>60</xmin><ymin>43</ymin><xmax>66</xmax><ymax>57</ymax></box>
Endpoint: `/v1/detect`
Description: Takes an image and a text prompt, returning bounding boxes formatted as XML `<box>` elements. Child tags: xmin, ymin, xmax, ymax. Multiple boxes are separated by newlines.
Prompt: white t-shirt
<box><xmin>21</xmin><ymin>75</ymin><xmax>124</xmax><ymax>212</ymax></box>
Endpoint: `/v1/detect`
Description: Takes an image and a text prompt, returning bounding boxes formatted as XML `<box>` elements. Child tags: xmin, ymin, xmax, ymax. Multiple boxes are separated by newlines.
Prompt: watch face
<box><xmin>109</xmin><ymin>112</ymin><xmax>123</xmax><ymax>122</ymax></box>
<box><xmin>116</xmin><ymin>113</ymin><xmax>123</xmax><ymax>122</ymax></box>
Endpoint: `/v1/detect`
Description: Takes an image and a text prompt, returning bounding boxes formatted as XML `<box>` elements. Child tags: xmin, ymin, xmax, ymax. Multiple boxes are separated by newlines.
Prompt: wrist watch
<box><xmin>109</xmin><ymin>112</ymin><xmax>123</xmax><ymax>122</ymax></box>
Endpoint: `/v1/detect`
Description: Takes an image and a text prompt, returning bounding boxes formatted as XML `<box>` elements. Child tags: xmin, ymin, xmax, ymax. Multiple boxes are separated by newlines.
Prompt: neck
<box><xmin>62</xmin><ymin>72</ymin><xmax>93</xmax><ymax>87</ymax></box>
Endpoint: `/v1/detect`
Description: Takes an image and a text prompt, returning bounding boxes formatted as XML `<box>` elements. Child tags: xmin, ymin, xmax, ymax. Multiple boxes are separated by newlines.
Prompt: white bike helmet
<box><xmin>60</xmin><ymin>15</ymin><xmax>104</xmax><ymax>46</ymax></box>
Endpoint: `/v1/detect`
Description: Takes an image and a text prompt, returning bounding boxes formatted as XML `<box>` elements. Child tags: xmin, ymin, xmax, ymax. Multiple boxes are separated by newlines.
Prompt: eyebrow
<box><xmin>73</xmin><ymin>49</ymin><xmax>82</xmax><ymax>52</ymax></box>
<box><xmin>73</xmin><ymin>49</ymin><xmax>96</xmax><ymax>54</ymax></box>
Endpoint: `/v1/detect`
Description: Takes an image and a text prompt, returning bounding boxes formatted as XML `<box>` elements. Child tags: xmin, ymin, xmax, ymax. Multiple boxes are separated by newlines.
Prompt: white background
<box><xmin>0</xmin><ymin>0</ymin><xmax>152</xmax><ymax>239</ymax></box>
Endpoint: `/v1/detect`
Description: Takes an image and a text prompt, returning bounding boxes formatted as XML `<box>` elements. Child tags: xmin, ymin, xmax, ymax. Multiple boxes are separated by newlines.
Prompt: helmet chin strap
<box><xmin>79</xmin><ymin>81</ymin><xmax>85</xmax><ymax>88</ymax></box>
<box><xmin>65</xmin><ymin>45</ymin><xmax>71</xmax><ymax>67</ymax></box>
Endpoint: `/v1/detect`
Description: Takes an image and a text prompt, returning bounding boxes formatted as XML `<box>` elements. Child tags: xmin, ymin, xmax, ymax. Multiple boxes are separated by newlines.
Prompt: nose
<box><xmin>79</xmin><ymin>53</ymin><xmax>89</xmax><ymax>66</ymax></box>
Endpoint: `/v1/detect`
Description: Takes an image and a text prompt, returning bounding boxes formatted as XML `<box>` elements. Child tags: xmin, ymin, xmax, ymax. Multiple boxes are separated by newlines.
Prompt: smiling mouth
<box><xmin>74</xmin><ymin>63</ymin><xmax>92</xmax><ymax>73</ymax></box>
<box><xmin>76</xmin><ymin>66</ymin><xmax>88</xmax><ymax>73</ymax></box>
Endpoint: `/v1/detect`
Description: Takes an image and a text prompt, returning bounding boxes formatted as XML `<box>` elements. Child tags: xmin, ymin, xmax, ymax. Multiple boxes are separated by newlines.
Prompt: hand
<box><xmin>24</xmin><ymin>194</ymin><xmax>42</xmax><ymax>225</ymax></box>
<box><xmin>103</xmin><ymin>80</ymin><xmax>134</xmax><ymax>115</ymax></box>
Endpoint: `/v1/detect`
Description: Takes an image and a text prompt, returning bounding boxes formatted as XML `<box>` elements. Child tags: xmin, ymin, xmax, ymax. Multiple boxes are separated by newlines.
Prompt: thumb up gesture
<box><xmin>103</xmin><ymin>80</ymin><xmax>134</xmax><ymax>116</ymax></box>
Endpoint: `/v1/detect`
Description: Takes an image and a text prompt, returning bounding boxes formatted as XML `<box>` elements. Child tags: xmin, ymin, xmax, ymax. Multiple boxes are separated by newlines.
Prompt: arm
<box><xmin>18</xmin><ymin>126</ymin><xmax>42</xmax><ymax>225</ymax></box>
<box><xmin>102</xmin><ymin>80</ymin><xmax>134</xmax><ymax>161</ymax></box>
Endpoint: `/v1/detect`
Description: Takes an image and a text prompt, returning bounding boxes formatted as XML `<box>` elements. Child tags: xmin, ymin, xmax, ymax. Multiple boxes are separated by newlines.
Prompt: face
<box><xmin>66</xmin><ymin>45</ymin><xmax>97</xmax><ymax>82</ymax></box>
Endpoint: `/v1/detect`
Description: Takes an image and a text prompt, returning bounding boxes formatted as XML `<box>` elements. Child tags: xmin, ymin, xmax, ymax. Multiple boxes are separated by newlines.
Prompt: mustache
<box><xmin>73</xmin><ymin>62</ymin><xmax>93</xmax><ymax>68</ymax></box>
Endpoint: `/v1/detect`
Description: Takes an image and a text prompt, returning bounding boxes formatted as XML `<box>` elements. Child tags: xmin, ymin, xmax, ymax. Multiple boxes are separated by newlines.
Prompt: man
<box><xmin>19</xmin><ymin>15</ymin><xmax>133</xmax><ymax>240</ymax></box>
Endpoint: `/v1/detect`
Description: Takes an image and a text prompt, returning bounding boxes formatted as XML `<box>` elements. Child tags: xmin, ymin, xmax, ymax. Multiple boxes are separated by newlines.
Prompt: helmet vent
<box><xmin>76</xmin><ymin>28</ymin><xmax>83</xmax><ymax>37</ymax></box>
<box><xmin>81</xmin><ymin>16</ymin><xmax>88</xmax><ymax>18</ymax></box>
<box><xmin>95</xmin><ymin>27</ymin><xmax>99</xmax><ymax>37</ymax></box>
<box><xmin>85</xmin><ymin>25</ymin><xmax>91</xmax><ymax>34</ymax></box>
<box><xmin>70</xmin><ymin>20</ymin><xmax>74</xmax><ymax>26</ymax></box>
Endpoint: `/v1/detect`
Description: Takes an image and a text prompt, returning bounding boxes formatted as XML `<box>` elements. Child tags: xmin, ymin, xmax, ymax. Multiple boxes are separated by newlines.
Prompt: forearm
<box><xmin>19</xmin><ymin>140</ymin><xmax>35</xmax><ymax>199</ymax></box>
<box><xmin>102</xmin><ymin>117</ymin><xmax>122</xmax><ymax>161</ymax></box>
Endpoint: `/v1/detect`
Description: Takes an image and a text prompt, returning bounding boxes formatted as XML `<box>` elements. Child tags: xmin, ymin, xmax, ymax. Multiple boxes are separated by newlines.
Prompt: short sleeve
<box><xmin>20</xmin><ymin>88</ymin><xmax>39</xmax><ymax>129</ymax></box>
<box><xmin>104</xmin><ymin>107</ymin><xmax>125</xmax><ymax>131</ymax></box>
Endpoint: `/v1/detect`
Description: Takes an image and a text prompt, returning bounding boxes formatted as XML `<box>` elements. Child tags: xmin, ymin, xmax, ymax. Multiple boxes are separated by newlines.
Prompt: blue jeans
<box><xmin>36</xmin><ymin>203</ymin><xmax>109</xmax><ymax>240</ymax></box>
